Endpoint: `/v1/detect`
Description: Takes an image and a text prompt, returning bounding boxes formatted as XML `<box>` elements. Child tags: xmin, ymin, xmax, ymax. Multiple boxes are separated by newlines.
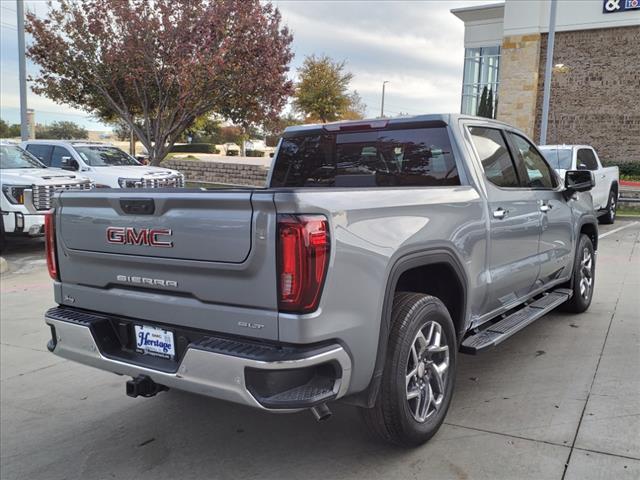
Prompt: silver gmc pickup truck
<box><xmin>44</xmin><ymin>114</ymin><xmax>598</xmax><ymax>446</ymax></box>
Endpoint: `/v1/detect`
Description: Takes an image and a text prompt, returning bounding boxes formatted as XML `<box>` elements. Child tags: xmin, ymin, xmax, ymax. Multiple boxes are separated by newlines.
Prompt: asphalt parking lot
<box><xmin>1</xmin><ymin>219</ymin><xmax>638</xmax><ymax>480</ymax></box>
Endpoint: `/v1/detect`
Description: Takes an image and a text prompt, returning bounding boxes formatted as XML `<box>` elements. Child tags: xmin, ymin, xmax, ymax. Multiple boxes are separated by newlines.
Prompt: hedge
<box><xmin>245</xmin><ymin>150</ymin><xmax>265</xmax><ymax>157</ymax></box>
<box><xmin>602</xmin><ymin>160</ymin><xmax>640</xmax><ymax>179</ymax></box>
<box><xmin>170</xmin><ymin>143</ymin><xmax>219</xmax><ymax>154</ymax></box>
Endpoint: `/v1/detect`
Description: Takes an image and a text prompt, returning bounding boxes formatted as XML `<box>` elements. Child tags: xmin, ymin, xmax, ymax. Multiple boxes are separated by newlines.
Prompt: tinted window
<box><xmin>271</xmin><ymin>127</ymin><xmax>460</xmax><ymax>188</ymax></box>
<box><xmin>50</xmin><ymin>146</ymin><xmax>72</xmax><ymax>168</ymax></box>
<box><xmin>577</xmin><ymin>149</ymin><xmax>598</xmax><ymax>171</ymax></box>
<box><xmin>507</xmin><ymin>133</ymin><xmax>555</xmax><ymax>188</ymax></box>
<box><xmin>25</xmin><ymin>144</ymin><xmax>53</xmax><ymax>165</ymax></box>
<box><xmin>75</xmin><ymin>146</ymin><xmax>140</xmax><ymax>166</ymax></box>
<box><xmin>540</xmin><ymin>148</ymin><xmax>573</xmax><ymax>170</ymax></box>
<box><xmin>469</xmin><ymin>126</ymin><xmax>519</xmax><ymax>188</ymax></box>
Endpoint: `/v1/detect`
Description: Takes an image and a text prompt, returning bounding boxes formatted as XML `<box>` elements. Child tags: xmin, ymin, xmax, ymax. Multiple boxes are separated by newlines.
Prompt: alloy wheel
<box><xmin>405</xmin><ymin>321</ymin><xmax>450</xmax><ymax>423</ymax></box>
<box><xmin>610</xmin><ymin>194</ymin><xmax>616</xmax><ymax>221</ymax></box>
<box><xmin>579</xmin><ymin>247</ymin><xmax>593</xmax><ymax>300</ymax></box>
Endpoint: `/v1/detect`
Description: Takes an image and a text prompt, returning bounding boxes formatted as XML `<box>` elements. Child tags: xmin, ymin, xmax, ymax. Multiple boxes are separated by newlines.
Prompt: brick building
<box><xmin>452</xmin><ymin>0</ymin><xmax>639</xmax><ymax>164</ymax></box>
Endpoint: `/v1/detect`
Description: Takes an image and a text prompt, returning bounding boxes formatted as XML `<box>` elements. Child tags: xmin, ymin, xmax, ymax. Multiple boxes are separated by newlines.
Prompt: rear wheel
<box><xmin>561</xmin><ymin>234</ymin><xmax>595</xmax><ymax>313</ymax></box>
<box><xmin>361</xmin><ymin>293</ymin><xmax>456</xmax><ymax>446</ymax></box>
<box><xmin>599</xmin><ymin>189</ymin><xmax>617</xmax><ymax>225</ymax></box>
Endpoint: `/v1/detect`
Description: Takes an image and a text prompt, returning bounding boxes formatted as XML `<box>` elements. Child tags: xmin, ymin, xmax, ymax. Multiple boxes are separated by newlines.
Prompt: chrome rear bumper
<box><xmin>45</xmin><ymin>309</ymin><xmax>351</xmax><ymax>412</ymax></box>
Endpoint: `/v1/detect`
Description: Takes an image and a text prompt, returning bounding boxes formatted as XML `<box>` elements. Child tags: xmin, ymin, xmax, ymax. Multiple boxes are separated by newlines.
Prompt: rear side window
<box><xmin>25</xmin><ymin>145</ymin><xmax>53</xmax><ymax>166</ymax></box>
<box><xmin>577</xmin><ymin>149</ymin><xmax>598</xmax><ymax>171</ymax></box>
<box><xmin>270</xmin><ymin>127</ymin><xmax>460</xmax><ymax>188</ymax></box>
<box><xmin>468</xmin><ymin>126</ymin><xmax>520</xmax><ymax>188</ymax></box>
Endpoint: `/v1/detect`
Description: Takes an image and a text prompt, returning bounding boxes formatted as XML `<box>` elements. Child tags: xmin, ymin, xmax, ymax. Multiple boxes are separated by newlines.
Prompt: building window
<box><xmin>461</xmin><ymin>46</ymin><xmax>500</xmax><ymax>118</ymax></box>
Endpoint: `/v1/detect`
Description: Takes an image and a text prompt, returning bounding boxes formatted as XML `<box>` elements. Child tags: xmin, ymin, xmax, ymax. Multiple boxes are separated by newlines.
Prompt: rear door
<box><xmin>577</xmin><ymin>148</ymin><xmax>606</xmax><ymax>209</ymax></box>
<box><xmin>468</xmin><ymin>126</ymin><xmax>541</xmax><ymax>315</ymax></box>
<box><xmin>506</xmin><ymin>131</ymin><xmax>574</xmax><ymax>286</ymax></box>
<box><xmin>56</xmin><ymin>189</ymin><xmax>280</xmax><ymax>340</ymax></box>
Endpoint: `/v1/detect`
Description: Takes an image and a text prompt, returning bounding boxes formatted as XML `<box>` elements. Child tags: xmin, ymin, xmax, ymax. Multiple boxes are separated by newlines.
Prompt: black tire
<box><xmin>599</xmin><ymin>188</ymin><xmax>617</xmax><ymax>225</ymax></box>
<box><xmin>361</xmin><ymin>292</ymin><xmax>457</xmax><ymax>447</ymax></box>
<box><xmin>560</xmin><ymin>234</ymin><xmax>595</xmax><ymax>313</ymax></box>
<box><xmin>0</xmin><ymin>220</ymin><xmax>5</xmax><ymax>253</ymax></box>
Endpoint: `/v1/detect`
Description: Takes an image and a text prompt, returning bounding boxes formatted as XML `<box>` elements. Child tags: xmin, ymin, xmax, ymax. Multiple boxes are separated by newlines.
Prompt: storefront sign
<box><xmin>603</xmin><ymin>0</ymin><xmax>640</xmax><ymax>13</ymax></box>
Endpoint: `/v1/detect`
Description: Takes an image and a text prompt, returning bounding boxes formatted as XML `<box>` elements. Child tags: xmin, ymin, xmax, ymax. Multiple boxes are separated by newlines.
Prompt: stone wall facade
<box><xmin>163</xmin><ymin>159</ymin><xmax>269</xmax><ymax>187</ymax></box>
<box><xmin>533</xmin><ymin>26</ymin><xmax>640</xmax><ymax>165</ymax></box>
<box><xmin>496</xmin><ymin>33</ymin><xmax>542</xmax><ymax>137</ymax></box>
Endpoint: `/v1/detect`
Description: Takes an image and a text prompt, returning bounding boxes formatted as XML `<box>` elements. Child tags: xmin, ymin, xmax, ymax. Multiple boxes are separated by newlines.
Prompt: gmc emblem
<box><xmin>106</xmin><ymin>227</ymin><xmax>173</xmax><ymax>248</ymax></box>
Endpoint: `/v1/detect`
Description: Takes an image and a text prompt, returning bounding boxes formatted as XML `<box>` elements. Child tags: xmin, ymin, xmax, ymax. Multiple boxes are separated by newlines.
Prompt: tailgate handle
<box><xmin>120</xmin><ymin>198</ymin><xmax>155</xmax><ymax>215</ymax></box>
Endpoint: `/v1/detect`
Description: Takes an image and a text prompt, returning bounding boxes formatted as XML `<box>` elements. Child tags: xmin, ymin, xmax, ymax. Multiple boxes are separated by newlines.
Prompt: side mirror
<box><xmin>565</xmin><ymin>170</ymin><xmax>594</xmax><ymax>193</ymax></box>
<box><xmin>61</xmin><ymin>156</ymin><xmax>79</xmax><ymax>171</ymax></box>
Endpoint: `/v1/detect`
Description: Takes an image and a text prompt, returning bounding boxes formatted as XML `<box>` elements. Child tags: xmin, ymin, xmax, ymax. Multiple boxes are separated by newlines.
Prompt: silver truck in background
<box><xmin>43</xmin><ymin>114</ymin><xmax>599</xmax><ymax>446</ymax></box>
<box><xmin>539</xmin><ymin>145</ymin><xmax>619</xmax><ymax>224</ymax></box>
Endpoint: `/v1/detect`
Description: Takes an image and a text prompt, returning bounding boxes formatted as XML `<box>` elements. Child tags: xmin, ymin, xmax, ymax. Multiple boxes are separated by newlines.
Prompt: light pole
<box><xmin>539</xmin><ymin>0</ymin><xmax>558</xmax><ymax>146</ymax></box>
<box><xmin>17</xmin><ymin>0</ymin><xmax>29</xmax><ymax>141</ymax></box>
<box><xmin>380</xmin><ymin>81</ymin><xmax>389</xmax><ymax>118</ymax></box>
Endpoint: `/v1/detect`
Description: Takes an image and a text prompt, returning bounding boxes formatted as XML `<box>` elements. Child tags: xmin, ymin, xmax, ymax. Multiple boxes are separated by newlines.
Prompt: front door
<box><xmin>468</xmin><ymin>126</ymin><xmax>542</xmax><ymax>316</ymax></box>
<box><xmin>506</xmin><ymin>131</ymin><xmax>574</xmax><ymax>286</ymax></box>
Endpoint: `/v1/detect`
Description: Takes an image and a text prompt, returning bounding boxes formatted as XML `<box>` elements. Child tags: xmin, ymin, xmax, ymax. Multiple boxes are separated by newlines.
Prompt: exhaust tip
<box><xmin>310</xmin><ymin>403</ymin><xmax>332</xmax><ymax>422</ymax></box>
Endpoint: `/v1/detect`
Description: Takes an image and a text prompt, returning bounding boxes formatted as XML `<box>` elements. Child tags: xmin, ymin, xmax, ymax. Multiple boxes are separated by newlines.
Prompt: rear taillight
<box><xmin>277</xmin><ymin>214</ymin><xmax>330</xmax><ymax>313</ymax></box>
<box><xmin>45</xmin><ymin>212</ymin><xmax>59</xmax><ymax>280</ymax></box>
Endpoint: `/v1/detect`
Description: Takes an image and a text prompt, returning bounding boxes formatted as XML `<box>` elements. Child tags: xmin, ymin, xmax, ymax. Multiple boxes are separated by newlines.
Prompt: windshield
<box><xmin>75</xmin><ymin>146</ymin><xmax>140</xmax><ymax>166</ymax></box>
<box><xmin>0</xmin><ymin>145</ymin><xmax>46</xmax><ymax>169</ymax></box>
<box><xmin>540</xmin><ymin>148</ymin><xmax>573</xmax><ymax>170</ymax></box>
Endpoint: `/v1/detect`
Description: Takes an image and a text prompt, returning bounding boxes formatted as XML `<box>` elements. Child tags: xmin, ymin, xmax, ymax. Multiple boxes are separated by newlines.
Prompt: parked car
<box><xmin>539</xmin><ymin>145</ymin><xmax>619</xmax><ymax>224</ymax></box>
<box><xmin>222</xmin><ymin>142</ymin><xmax>240</xmax><ymax>156</ymax></box>
<box><xmin>43</xmin><ymin>114</ymin><xmax>599</xmax><ymax>446</ymax></box>
<box><xmin>21</xmin><ymin>140</ymin><xmax>184</xmax><ymax>188</ymax></box>
<box><xmin>244</xmin><ymin>139</ymin><xmax>267</xmax><ymax>152</ymax></box>
<box><xmin>0</xmin><ymin>141</ymin><xmax>92</xmax><ymax>249</ymax></box>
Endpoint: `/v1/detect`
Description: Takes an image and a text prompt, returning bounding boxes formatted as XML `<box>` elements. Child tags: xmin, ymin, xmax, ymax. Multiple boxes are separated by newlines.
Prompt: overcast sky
<box><xmin>0</xmin><ymin>0</ymin><xmax>490</xmax><ymax>130</ymax></box>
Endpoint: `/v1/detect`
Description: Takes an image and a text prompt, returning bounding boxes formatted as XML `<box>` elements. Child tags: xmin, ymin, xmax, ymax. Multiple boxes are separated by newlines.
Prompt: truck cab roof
<box><xmin>283</xmin><ymin>113</ymin><xmax>517</xmax><ymax>136</ymax></box>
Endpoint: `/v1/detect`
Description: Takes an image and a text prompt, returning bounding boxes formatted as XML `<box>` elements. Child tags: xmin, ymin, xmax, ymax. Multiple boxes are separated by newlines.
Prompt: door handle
<box><xmin>540</xmin><ymin>203</ymin><xmax>552</xmax><ymax>213</ymax></box>
<box><xmin>493</xmin><ymin>208</ymin><xmax>508</xmax><ymax>219</ymax></box>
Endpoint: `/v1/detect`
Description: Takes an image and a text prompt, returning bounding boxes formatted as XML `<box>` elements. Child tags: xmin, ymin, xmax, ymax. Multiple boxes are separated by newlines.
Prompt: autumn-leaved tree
<box><xmin>26</xmin><ymin>0</ymin><xmax>294</xmax><ymax>164</ymax></box>
<box><xmin>293</xmin><ymin>55</ymin><xmax>366</xmax><ymax>123</ymax></box>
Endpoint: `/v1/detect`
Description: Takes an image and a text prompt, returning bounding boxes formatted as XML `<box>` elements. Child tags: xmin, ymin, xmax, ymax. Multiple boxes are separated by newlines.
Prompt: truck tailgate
<box><xmin>55</xmin><ymin>190</ymin><xmax>279</xmax><ymax>340</ymax></box>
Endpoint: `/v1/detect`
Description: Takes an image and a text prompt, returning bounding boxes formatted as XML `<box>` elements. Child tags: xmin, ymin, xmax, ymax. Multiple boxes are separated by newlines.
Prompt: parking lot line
<box><xmin>599</xmin><ymin>221</ymin><xmax>639</xmax><ymax>239</ymax></box>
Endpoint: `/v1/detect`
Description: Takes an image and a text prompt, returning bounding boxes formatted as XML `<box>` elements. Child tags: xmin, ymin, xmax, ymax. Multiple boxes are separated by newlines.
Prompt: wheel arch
<box><xmin>579</xmin><ymin>217</ymin><xmax>598</xmax><ymax>251</ymax></box>
<box><xmin>345</xmin><ymin>248</ymin><xmax>469</xmax><ymax>408</ymax></box>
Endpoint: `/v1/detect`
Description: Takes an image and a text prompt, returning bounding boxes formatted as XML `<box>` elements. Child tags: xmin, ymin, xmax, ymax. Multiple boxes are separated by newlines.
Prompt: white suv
<box><xmin>22</xmin><ymin>140</ymin><xmax>184</xmax><ymax>189</ymax></box>
<box><xmin>1</xmin><ymin>141</ymin><xmax>92</xmax><ymax>248</ymax></box>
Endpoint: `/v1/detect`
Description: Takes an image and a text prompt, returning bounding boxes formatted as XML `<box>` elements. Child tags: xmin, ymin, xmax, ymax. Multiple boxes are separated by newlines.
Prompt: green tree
<box><xmin>26</xmin><ymin>0</ymin><xmax>293</xmax><ymax>165</ymax></box>
<box><xmin>293</xmin><ymin>55</ymin><xmax>366</xmax><ymax>123</ymax></box>
<box><xmin>263</xmin><ymin>113</ymin><xmax>303</xmax><ymax>146</ymax></box>
<box><xmin>476</xmin><ymin>86</ymin><xmax>495</xmax><ymax>119</ymax></box>
<box><xmin>477</xmin><ymin>86</ymin><xmax>489</xmax><ymax>118</ymax></box>
<box><xmin>341</xmin><ymin>91</ymin><xmax>367</xmax><ymax>121</ymax></box>
<box><xmin>36</xmin><ymin>121</ymin><xmax>88</xmax><ymax>139</ymax></box>
<box><xmin>0</xmin><ymin>120</ymin><xmax>21</xmax><ymax>138</ymax></box>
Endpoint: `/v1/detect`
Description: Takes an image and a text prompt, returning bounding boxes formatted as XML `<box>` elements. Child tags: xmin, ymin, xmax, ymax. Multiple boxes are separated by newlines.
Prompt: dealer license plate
<box><xmin>134</xmin><ymin>324</ymin><xmax>175</xmax><ymax>360</ymax></box>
